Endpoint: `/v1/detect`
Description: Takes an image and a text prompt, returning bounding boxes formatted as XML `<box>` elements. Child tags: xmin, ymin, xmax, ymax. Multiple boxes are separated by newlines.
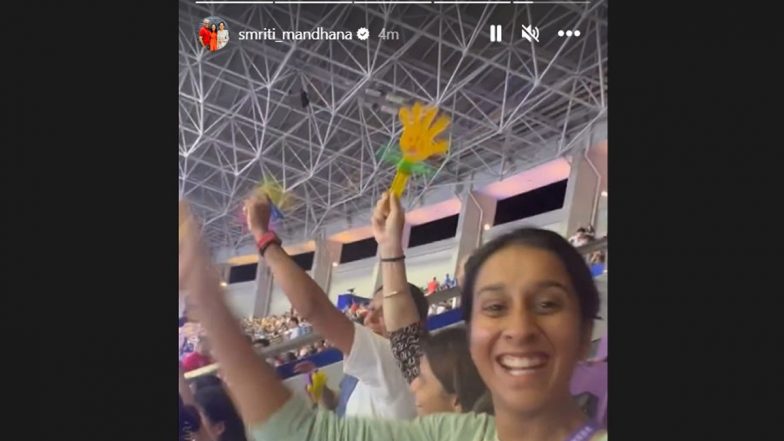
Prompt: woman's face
<box><xmin>469</xmin><ymin>245</ymin><xmax>588</xmax><ymax>415</ymax></box>
<box><xmin>219</xmin><ymin>23</ymin><xmax>225</xmax><ymax>30</ymax></box>
<box><xmin>409</xmin><ymin>354</ymin><xmax>460</xmax><ymax>416</ymax></box>
<box><xmin>211</xmin><ymin>24</ymin><xmax>217</xmax><ymax>31</ymax></box>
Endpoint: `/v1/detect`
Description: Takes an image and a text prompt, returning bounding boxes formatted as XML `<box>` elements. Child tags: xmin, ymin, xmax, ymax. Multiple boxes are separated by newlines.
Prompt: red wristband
<box><xmin>256</xmin><ymin>231</ymin><xmax>281</xmax><ymax>256</ymax></box>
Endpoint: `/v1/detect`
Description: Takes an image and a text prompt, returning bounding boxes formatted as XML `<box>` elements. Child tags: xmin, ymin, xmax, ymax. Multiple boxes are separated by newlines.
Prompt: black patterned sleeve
<box><xmin>389</xmin><ymin>322</ymin><xmax>426</xmax><ymax>384</ymax></box>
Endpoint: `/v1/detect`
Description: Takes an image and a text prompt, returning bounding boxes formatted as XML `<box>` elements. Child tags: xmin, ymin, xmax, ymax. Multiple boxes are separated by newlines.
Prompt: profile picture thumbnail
<box><xmin>199</xmin><ymin>16</ymin><xmax>229</xmax><ymax>52</ymax></box>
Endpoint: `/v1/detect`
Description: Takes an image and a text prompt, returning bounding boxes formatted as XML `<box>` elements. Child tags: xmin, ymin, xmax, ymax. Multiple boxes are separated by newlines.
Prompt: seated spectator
<box><xmin>426</xmin><ymin>277</ymin><xmax>439</xmax><ymax>295</ymax></box>
<box><xmin>285</xmin><ymin>317</ymin><xmax>306</xmax><ymax>340</ymax></box>
<box><xmin>252</xmin><ymin>337</ymin><xmax>270</xmax><ymax>352</ymax></box>
<box><xmin>250</xmin><ymin>338</ymin><xmax>280</xmax><ymax>365</ymax></box>
<box><xmin>442</xmin><ymin>273</ymin><xmax>455</xmax><ymax>289</ymax></box>
<box><xmin>428</xmin><ymin>300</ymin><xmax>453</xmax><ymax>316</ymax></box>
<box><xmin>182</xmin><ymin>336</ymin><xmax>214</xmax><ymax>372</ymax></box>
<box><xmin>569</xmin><ymin>226</ymin><xmax>595</xmax><ymax>247</ymax></box>
<box><xmin>194</xmin><ymin>385</ymin><xmax>248</xmax><ymax>441</ymax></box>
<box><xmin>590</xmin><ymin>250</ymin><xmax>606</xmax><ymax>265</ymax></box>
<box><xmin>298</xmin><ymin>345</ymin><xmax>316</xmax><ymax>359</ymax></box>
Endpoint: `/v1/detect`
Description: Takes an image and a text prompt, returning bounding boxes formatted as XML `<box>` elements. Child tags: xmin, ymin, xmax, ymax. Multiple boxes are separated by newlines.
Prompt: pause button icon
<box><xmin>489</xmin><ymin>24</ymin><xmax>503</xmax><ymax>42</ymax></box>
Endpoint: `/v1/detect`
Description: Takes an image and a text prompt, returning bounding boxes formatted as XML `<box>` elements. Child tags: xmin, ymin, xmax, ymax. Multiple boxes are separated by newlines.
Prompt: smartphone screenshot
<box><xmin>179</xmin><ymin>2</ymin><xmax>607</xmax><ymax>440</ymax></box>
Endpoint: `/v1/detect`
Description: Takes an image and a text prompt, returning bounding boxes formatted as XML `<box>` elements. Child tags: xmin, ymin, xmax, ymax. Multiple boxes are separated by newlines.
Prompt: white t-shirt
<box><xmin>343</xmin><ymin>323</ymin><xmax>418</xmax><ymax>419</ymax></box>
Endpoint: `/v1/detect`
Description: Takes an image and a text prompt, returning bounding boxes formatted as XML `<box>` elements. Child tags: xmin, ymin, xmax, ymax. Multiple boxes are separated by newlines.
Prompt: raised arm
<box><xmin>372</xmin><ymin>193</ymin><xmax>427</xmax><ymax>383</ymax></box>
<box><xmin>244</xmin><ymin>195</ymin><xmax>356</xmax><ymax>354</ymax></box>
<box><xmin>181</xmin><ymin>201</ymin><xmax>479</xmax><ymax>441</ymax></box>
<box><xmin>180</xmin><ymin>202</ymin><xmax>290</xmax><ymax>426</ymax></box>
<box><xmin>372</xmin><ymin>192</ymin><xmax>422</xmax><ymax>331</ymax></box>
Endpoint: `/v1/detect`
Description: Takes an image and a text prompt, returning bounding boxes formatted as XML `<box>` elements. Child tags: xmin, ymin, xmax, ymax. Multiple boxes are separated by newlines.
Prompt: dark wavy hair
<box><xmin>194</xmin><ymin>386</ymin><xmax>248</xmax><ymax>441</ymax></box>
<box><xmin>461</xmin><ymin>228</ymin><xmax>600</xmax><ymax>326</ymax></box>
<box><xmin>422</xmin><ymin>326</ymin><xmax>490</xmax><ymax>413</ymax></box>
<box><xmin>179</xmin><ymin>395</ymin><xmax>201</xmax><ymax>441</ymax></box>
<box><xmin>190</xmin><ymin>374</ymin><xmax>223</xmax><ymax>393</ymax></box>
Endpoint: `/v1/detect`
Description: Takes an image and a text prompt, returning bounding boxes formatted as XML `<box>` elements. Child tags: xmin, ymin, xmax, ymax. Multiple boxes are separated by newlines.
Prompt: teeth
<box><xmin>498</xmin><ymin>354</ymin><xmax>546</xmax><ymax>369</ymax></box>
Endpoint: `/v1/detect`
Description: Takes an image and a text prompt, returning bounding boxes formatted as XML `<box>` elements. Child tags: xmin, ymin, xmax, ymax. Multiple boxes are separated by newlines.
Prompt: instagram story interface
<box><xmin>179</xmin><ymin>0</ymin><xmax>608</xmax><ymax>437</ymax></box>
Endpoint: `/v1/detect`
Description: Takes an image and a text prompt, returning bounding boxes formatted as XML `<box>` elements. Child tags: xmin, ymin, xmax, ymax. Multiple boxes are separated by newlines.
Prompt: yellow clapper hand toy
<box><xmin>306</xmin><ymin>370</ymin><xmax>328</xmax><ymax>404</ymax></box>
<box><xmin>390</xmin><ymin>102</ymin><xmax>451</xmax><ymax>197</ymax></box>
<box><xmin>255</xmin><ymin>179</ymin><xmax>289</xmax><ymax>222</ymax></box>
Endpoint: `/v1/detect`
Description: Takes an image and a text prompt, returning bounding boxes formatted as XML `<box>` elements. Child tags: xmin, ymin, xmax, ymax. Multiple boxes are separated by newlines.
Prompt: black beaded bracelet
<box><xmin>380</xmin><ymin>255</ymin><xmax>405</xmax><ymax>262</ymax></box>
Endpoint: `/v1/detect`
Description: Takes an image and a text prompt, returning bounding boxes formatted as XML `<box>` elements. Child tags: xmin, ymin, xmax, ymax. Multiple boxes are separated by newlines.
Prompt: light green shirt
<box><xmin>251</xmin><ymin>396</ymin><xmax>608</xmax><ymax>441</ymax></box>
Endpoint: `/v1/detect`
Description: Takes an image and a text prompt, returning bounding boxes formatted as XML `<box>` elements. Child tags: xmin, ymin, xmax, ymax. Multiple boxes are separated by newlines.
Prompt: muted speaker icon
<box><xmin>521</xmin><ymin>25</ymin><xmax>539</xmax><ymax>43</ymax></box>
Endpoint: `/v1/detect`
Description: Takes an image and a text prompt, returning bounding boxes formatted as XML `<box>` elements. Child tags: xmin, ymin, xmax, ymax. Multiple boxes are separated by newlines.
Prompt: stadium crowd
<box><xmin>179</xmin><ymin>192</ymin><xmax>607</xmax><ymax>441</ymax></box>
<box><xmin>180</xmin><ymin>272</ymin><xmax>459</xmax><ymax>370</ymax></box>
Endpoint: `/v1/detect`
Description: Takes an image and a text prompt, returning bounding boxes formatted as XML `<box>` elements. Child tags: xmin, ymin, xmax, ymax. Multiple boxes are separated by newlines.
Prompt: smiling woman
<box><xmin>461</xmin><ymin>228</ymin><xmax>601</xmax><ymax>440</ymax></box>
<box><xmin>180</xmin><ymin>197</ymin><xmax>606</xmax><ymax>441</ymax></box>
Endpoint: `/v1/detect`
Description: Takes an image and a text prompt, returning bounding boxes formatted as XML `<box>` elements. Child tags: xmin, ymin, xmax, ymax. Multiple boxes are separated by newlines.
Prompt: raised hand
<box><xmin>179</xmin><ymin>200</ymin><xmax>222</xmax><ymax>314</ymax></box>
<box><xmin>371</xmin><ymin>192</ymin><xmax>405</xmax><ymax>256</ymax></box>
<box><xmin>244</xmin><ymin>193</ymin><xmax>272</xmax><ymax>237</ymax></box>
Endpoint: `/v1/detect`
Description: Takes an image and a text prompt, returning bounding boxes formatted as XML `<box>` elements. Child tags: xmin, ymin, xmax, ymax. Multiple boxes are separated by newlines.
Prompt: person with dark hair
<box><xmin>179</xmin><ymin>394</ymin><xmax>202</xmax><ymax>441</ymax></box>
<box><xmin>569</xmin><ymin>226</ymin><xmax>594</xmax><ymax>247</ymax></box>
<box><xmin>209</xmin><ymin>23</ymin><xmax>218</xmax><ymax>51</ymax></box>
<box><xmin>194</xmin><ymin>385</ymin><xmax>248</xmax><ymax>441</ymax></box>
<box><xmin>411</xmin><ymin>326</ymin><xmax>489</xmax><ymax>415</ymax></box>
<box><xmin>252</xmin><ymin>337</ymin><xmax>278</xmax><ymax>365</ymax></box>
<box><xmin>252</xmin><ymin>337</ymin><xmax>270</xmax><ymax>350</ymax></box>
<box><xmin>427</xmin><ymin>277</ymin><xmax>439</xmax><ymax>295</ymax></box>
<box><xmin>179</xmin><ymin>198</ymin><xmax>607</xmax><ymax>440</ymax></box>
<box><xmin>179</xmin><ymin>363</ymin><xmax>211</xmax><ymax>441</ymax></box>
<box><xmin>241</xmin><ymin>194</ymin><xmax>427</xmax><ymax>419</ymax></box>
<box><xmin>285</xmin><ymin>316</ymin><xmax>305</xmax><ymax>340</ymax></box>
<box><xmin>217</xmin><ymin>21</ymin><xmax>229</xmax><ymax>49</ymax></box>
<box><xmin>461</xmin><ymin>227</ymin><xmax>600</xmax><ymax>326</ymax></box>
<box><xmin>190</xmin><ymin>374</ymin><xmax>223</xmax><ymax>394</ymax></box>
<box><xmin>372</xmin><ymin>192</ymin><xmax>489</xmax><ymax>415</ymax></box>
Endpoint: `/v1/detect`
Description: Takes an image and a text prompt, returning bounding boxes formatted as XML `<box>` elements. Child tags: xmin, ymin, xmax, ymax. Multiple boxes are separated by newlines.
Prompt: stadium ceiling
<box><xmin>179</xmin><ymin>0</ymin><xmax>608</xmax><ymax>253</ymax></box>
